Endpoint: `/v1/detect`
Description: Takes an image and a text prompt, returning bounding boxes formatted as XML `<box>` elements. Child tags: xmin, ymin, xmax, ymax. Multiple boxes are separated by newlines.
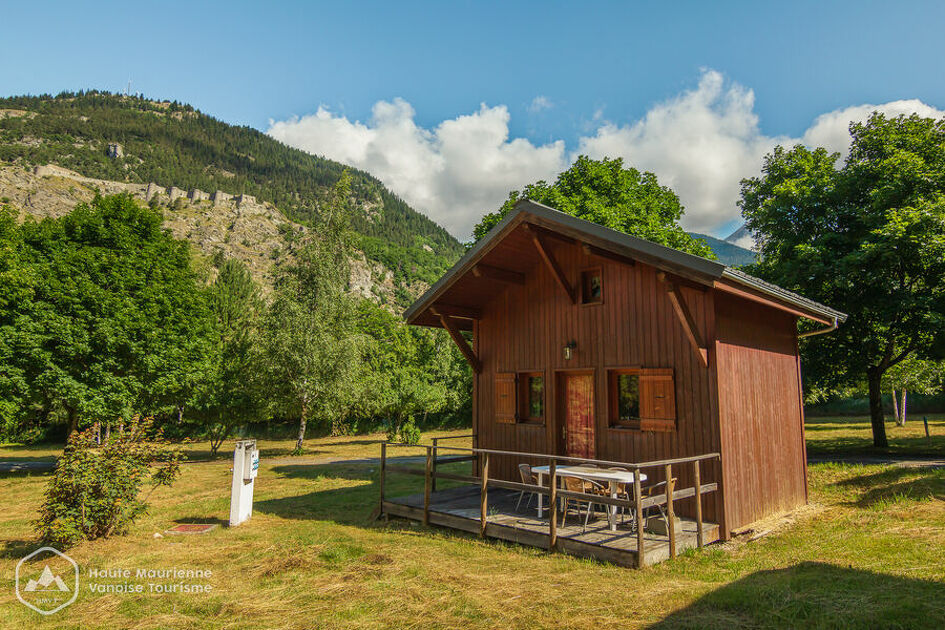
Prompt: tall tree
<box><xmin>261</xmin><ymin>172</ymin><xmax>366</xmax><ymax>452</ymax></box>
<box><xmin>740</xmin><ymin>113</ymin><xmax>945</xmax><ymax>447</ymax></box>
<box><xmin>195</xmin><ymin>258</ymin><xmax>263</xmax><ymax>455</ymax></box>
<box><xmin>472</xmin><ymin>155</ymin><xmax>715</xmax><ymax>258</ymax></box>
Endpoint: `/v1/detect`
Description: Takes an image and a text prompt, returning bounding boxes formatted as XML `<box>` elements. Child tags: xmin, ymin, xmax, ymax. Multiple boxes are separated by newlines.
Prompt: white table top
<box><xmin>531</xmin><ymin>464</ymin><xmax>647</xmax><ymax>484</ymax></box>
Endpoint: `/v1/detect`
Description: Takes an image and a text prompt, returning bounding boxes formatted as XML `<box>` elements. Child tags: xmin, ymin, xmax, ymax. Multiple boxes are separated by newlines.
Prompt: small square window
<box><xmin>581</xmin><ymin>268</ymin><xmax>602</xmax><ymax>304</ymax></box>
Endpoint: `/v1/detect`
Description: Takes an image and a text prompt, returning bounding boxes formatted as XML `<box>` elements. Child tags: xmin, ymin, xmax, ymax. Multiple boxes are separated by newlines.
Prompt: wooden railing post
<box><xmin>549</xmin><ymin>459</ymin><xmax>557</xmax><ymax>551</ymax></box>
<box><xmin>480</xmin><ymin>452</ymin><xmax>489</xmax><ymax>538</ymax></box>
<box><xmin>423</xmin><ymin>446</ymin><xmax>433</xmax><ymax>526</ymax></box>
<box><xmin>665</xmin><ymin>464</ymin><xmax>676</xmax><ymax>558</ymax></box>
<box><xmin>379</xmin><ymin>443</ymin><xmax>387</xmax><ymax>520</ymax></box>
<box><xmin>431</xmin><ymin>438</ymin><xmax>439</xmax><ymax>493</ymax></box>
<box><xmin>634</xmin><ymin>467</ymin><xmax>644</xmax><ymax>568</ymax></box>
<box><xmin>693</xmin><ymin>459</ymin><xmax>703</xmax><ymax>548</ymax></box>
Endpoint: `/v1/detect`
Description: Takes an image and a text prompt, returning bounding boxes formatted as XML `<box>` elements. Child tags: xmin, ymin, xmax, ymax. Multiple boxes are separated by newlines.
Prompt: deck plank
<box><xmin>384</xmin><ymin>486</ymin><xmax>719</xmax><ymax>567</ymax></box>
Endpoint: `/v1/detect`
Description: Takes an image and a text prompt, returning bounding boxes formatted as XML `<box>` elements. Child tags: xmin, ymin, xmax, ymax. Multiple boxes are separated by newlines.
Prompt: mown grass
<box><xmin>1</xmin><ymin>429</ymin><xmax>943</xmax><ymax>628</ymax></box>
<box><xmin>805</xmin><ymin>414</ymin><xmax>945</xmax><ymax>457</ymax></box>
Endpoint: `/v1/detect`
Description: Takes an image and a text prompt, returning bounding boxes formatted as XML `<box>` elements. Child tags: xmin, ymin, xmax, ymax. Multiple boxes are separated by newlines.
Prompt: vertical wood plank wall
<box><xmin>714</xmin><ymin>295</ymin><xmax>808</xmax><ymax>531</ymax></box>
<box><xmin>474</xmin><ymin>238</ymin><xmax>724</xmax><ymax>525</ymax></box>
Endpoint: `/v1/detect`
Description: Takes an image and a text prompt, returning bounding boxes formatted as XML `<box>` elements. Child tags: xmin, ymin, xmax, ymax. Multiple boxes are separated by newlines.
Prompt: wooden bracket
<box><xmin>525</xmin><ymin>224</ymin><xmax>576</xmax><ymax>303</ymax></box>
<box><xmin>658</xmin><ymin>272</ymin><xmax>709</xmax><ymax>367</ymax></box>
<box><xmin>472</xmin><ymin>263</ymin><xmax>525</xmax><ymax>285</ymax></box>
<box><xmin>432</xmin><ymin>308</ymin><xmax>482</xmax><ymax>373</ymax></box>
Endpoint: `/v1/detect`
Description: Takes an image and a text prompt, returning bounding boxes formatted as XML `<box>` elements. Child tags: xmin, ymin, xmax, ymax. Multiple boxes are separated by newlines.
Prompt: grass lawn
<box><xmin>805</xmin><ymin>414</ymin><xmax>945</xmax><ymax>458</ymax></box>
<box><xmin>0</xmin><ymin>428</ymin><xmax>943</xmax><ymax>628</ymax></box>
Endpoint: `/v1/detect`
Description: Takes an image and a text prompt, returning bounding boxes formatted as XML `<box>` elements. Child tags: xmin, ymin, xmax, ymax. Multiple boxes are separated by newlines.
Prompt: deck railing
<box><xmin>379</xmin><ymin>442</ymin><xmax>720</xmax><ymax>567</ymax></box>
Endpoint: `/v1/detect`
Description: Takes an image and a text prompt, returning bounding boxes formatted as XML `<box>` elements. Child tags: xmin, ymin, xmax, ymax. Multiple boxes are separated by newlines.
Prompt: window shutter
<box><xmin>495</xmin><ymin>372</ymin><xmax>517</xmax><ymax>424</ymax></box>
<box><xmin>639</xmin><ymin>369</ymin><xmax>676</xmax><ymax>431</ymax></box>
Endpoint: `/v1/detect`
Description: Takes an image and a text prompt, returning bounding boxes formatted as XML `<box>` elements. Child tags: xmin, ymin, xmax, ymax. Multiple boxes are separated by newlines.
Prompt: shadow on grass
<box><xmin>832</xmin><ymin>465</ymin><xmax>945</xmax><ymax>507</ymax></box>
<box><xmin>648</xmin><ymin>562</ymin><xmax>945</xmax><ymax>629</ymax></box>
<box><xmin>255</xmin><ymin>461</ymin><xmax>461</xmax><ymax>526</ymax></box>
<box><xmin>0</xmin><ymin>539</ymin><xmax>41</xmax><ymax>560</ymax></box>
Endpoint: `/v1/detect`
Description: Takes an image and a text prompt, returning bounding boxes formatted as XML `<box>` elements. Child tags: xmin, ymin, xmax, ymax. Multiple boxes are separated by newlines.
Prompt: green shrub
<box><xmin>35</xmin><ymin>416</ymin><xmax>183</xmax><ymax>547</ymax></box>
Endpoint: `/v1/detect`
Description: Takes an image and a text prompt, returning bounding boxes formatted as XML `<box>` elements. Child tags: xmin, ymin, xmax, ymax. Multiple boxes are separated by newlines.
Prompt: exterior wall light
<box><xmin>563</xmin><ymin>341</ymin><xmax>577</xmax><ymax>360</ymax></box>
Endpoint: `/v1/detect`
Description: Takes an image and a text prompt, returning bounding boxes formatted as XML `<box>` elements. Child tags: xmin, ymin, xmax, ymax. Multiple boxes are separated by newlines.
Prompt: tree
<box><xmin>740</xmin><ymin>113</ymin><xmax>945</xmax><ymax>447</ymax></box>
<box><xmin>195</xmin><ymin>258</ymin><xmax>263</xmax><ymax>455</ymax></box>
<box><xmin>260</xmin><ymin>172</ymin><xmax>366</xmax><ymax>452</ymax></box>
<box><xmin>885</xmin><ymin>358</ymin><xmax>945</xmax><ymax>425</ymax></box>
<box><xmin>356</xmin><ymin>302</ymin><xmax>454</xmax><ymax>443</ymax></box>
<box><xmin>2</xmin><ymin>194</ymin><xmax>212</xmax><ymax>437</ymax></box>
<box><xmin>472</xmin><ymin>156</ymin><xmax>715</xmax><ymax>258</ymax></box>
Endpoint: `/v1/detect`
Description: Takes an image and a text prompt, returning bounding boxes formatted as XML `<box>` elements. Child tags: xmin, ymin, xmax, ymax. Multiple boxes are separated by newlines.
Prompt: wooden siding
<box><xmin>714</xmin><ymin>294</ymin><xmax>808</xmax><ymax>531</ymax></box>
<box><xmin>474</xmin><ymin>234</ymin><xmax>724</xmax><ymax>525</ymax></box>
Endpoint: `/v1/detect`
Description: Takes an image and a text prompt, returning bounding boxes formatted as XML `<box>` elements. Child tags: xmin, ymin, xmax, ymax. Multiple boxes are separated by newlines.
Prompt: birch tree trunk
<box><xmin>892</xmin><ymin>389</ymin><xmax>900</xmax><ymax>424</ymax></box>
<box><xmin>295</xmin><ymin>399</ymin><xmax>308</xmax><ymax>453</ymax></box>
<box><xmin>900</xmin><ymin>390</ymin><xmax>908</xmax><ymax>425</ymax></box>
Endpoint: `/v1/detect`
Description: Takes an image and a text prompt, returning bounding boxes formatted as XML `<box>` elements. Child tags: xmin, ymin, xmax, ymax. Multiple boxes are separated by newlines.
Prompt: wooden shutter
<box><xmin>639</xmin><ymin>369</ymin><xmax>676</xmax><ymax>432</ymax></box>
<box><xmin>495</xmin><ymin>372</ymin><xmax>517</xmax><ymax>424</ymax></box>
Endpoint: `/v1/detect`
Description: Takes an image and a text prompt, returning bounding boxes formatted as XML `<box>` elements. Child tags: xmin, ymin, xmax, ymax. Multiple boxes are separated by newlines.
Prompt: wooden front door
<box><xmin>560</xmin><ymin>372</ymin><xmax>595</xmax><ymax>458</ymax></box>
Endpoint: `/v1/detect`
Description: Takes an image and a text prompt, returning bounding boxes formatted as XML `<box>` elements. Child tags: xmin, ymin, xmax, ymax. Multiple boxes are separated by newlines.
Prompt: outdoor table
<box><xmin>531</xmin><ymin>465</ymin><xmax>647</xmax><ymax>532</ymax></box>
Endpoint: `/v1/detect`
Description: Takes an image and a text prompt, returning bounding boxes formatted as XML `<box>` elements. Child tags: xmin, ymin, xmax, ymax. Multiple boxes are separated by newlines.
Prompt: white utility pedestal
<box><xmin>229</xmin><ymin>439</ymin><xmax>259</xmax><ymax>527</ymax></box>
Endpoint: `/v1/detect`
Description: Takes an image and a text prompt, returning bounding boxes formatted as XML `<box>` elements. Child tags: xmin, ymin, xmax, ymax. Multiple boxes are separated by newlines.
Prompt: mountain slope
<box><xmin>0</xmin><ymin>91</ymin><xmax>463</xmax><ymax>293</ymax></box>
<box><xmin>688</xmin><ymin>232</ymin><xmax>757</xmax><ymax>267</ymax></box>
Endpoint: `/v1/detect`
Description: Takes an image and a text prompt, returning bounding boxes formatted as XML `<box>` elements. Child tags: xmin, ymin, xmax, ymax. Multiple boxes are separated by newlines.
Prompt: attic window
<box><xmin>581</xmin><ymin>268</ymin><xmax>602</xmax><ymax>304</ymax></box>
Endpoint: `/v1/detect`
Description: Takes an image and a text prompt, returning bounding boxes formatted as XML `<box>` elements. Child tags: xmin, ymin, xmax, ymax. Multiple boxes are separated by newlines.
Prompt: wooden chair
<box><xmin>516</xmin><ymin>463</ymin><xmax>541</xmax><ymax>512</ymax></box>
<box><xmin>560</xmin><ymin>475</ymin><xmax>605</xmax><ymax>533</ymax></box>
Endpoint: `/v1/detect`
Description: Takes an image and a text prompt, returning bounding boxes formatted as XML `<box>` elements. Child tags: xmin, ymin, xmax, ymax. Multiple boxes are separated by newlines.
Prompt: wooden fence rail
<box><xmin>378</xmin><ymin>442</ymin><xmax>721</xmax><ymax>568</ymax></box>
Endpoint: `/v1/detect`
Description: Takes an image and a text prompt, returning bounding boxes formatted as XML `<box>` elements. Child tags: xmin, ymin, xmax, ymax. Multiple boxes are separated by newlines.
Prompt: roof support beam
<box><xmin>429</xmin><ymin>303</ymin><xmax>481</xmax><ymax>320</ymax></box>
<box><xmin>432</xmin><ymin>308</ymin><xmax>482</xmax><ymax>373</ymax></box>
<box><xmin>582</xmin><ymin>243</ymin><xmax>636</xmax><ymax>267</ymax></box>
<box><xmin>525</xmin><ymin>224</ymin><xmax>576</xmax><ymax>303</ymax></box>
<box><xmin>658</xmin><ymin>272</ymin><xmax>709</xmax><ymax>368</ymax></box>
<box><xmin>472</xmin><ymin>263</ymin><xmax>525</xmax><ymax>285</ymax></box>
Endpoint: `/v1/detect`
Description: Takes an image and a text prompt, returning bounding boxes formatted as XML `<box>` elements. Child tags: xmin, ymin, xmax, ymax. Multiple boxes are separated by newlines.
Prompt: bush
<box><xmin>385</xmin><ymin>416</ymin><xmax>421</xmax><ymax>446</ymax></box>
<box><xmin>35</xmin><ymin>416</ymin><xmax>183</xmax><ymax>547</ymax></box>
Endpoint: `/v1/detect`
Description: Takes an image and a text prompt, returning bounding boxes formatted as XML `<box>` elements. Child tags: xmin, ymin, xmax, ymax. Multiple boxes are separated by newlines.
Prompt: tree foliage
<box><xmin>194</xmin><ymin>258</ymin><xmax>264</xmax><ymax>455</ymax></box>
<box><xmin>260</xmin><ymin>172</ymin><xmax>367</xmax><ymax>451</ymax></box>
<box><xmin>472</xmin><ymin>156</ymin><xmax>715</xmax><ymax>258</ymax></box>
<box><xmin>740</xmin><ymin>113</ymin><xmax>945</xmax><ymax>447</ymax></box>
<box><xmin>1</xmin><ymin>194</ymin><xmax>212</xmax><ymax>436</ymax></box>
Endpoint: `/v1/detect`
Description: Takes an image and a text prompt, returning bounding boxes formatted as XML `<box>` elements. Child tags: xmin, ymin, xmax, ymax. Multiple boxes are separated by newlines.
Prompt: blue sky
<box><xmin>4</xmin><ymin>1</ymin><xmax>945</xmax><ymax>239</ymax></box>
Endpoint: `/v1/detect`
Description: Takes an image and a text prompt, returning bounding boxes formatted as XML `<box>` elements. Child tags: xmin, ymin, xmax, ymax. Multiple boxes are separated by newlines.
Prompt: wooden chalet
<box><xmin>381</xmin><ymin>200</ymin><xmax>846</xmax><ymax>567</ymax></box>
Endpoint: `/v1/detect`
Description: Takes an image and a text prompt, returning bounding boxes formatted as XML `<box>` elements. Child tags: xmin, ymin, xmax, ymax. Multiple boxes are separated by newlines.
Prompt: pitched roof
<box><xmin>404</xmin><ymin>200</ymin><xmax>847</xmax><ymax>329</ymax></box>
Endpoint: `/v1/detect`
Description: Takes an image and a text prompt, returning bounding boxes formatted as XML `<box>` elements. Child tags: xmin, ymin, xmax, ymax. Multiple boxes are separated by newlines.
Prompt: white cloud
<box><xmin>801</xmin><ymin>99</ymin><xmax>945</xmax><ymax>157</ymax></box>
<box><xmin>267</xmin><ymin>72</ymin><xmax>945</xmax><ymax>240</ymax></box>
<box><xmin>577</xmin><ymin>70</ymin><xmax>788</xmax><ymax>233</ymax></box>
<box><xmin>268</xmin><ymin>99</ymin><xmax>565</xmax><ymax>238</ymax></box>
<box><xmin>528</xmin><ymin>95</ymin><xmax>553</xmax><ymax>113</ymax></box>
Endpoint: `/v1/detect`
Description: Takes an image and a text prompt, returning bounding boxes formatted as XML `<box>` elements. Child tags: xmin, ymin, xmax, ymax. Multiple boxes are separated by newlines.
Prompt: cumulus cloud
<box><xmin>801</xmin><ymin>99</ymin><xmax>945</xmax><ymax>157</ymax></box>
<box><xmin>267</xmin><ymin>72</ymin><xmax>944</xmax><ymax>240</ymax></box>
<box><xmin>577</xmin><ymin>70</ymin><xmax>789</xmax><ymax>233</ymax></box>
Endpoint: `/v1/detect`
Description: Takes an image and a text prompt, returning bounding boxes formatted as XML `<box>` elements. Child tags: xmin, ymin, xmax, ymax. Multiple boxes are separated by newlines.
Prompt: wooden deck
<box><xmin>384</xmin><ymin>485</ymin><xmax>720</xmax><ymax>567</ymax></box>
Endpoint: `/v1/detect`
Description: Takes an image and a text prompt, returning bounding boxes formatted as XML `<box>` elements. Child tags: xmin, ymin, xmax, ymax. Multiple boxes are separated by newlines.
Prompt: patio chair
<box><xmin>640</xmin><ymin>477</ymin><xmax>678</xmax><ymax>524</ymax></box>
<box><xmin>560</xmin><ymin>475</ymin><xmax>605</xmax><ymax>533</ymax></box>
<box><xmin>516</xmin><ymin>463</ymin><xmax>541</xmax><ymax>512</ymax></box>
